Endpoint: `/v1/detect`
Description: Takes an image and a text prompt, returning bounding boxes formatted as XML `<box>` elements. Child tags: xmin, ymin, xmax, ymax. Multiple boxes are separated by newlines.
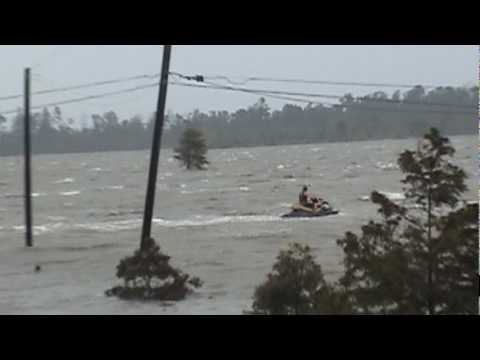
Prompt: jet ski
<box><xmin>281</xmin><ymin>202</ymin><xmax>339</xmax><ymax>218</ymax></box>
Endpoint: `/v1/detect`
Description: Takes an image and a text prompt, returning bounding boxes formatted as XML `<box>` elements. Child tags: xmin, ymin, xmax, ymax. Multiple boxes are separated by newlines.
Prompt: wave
<box><xmin>359</xmin><ymin>191</ymin><xmax>405</xmax><ymax>202</ymax></box>
<box><xmin>73</xmin><ymin>219</ymin><xmax>141</xmax><ymax>232</ymax></box>
<box><xmin>54</xmin><ymin>177</ymin><xmax>75</xmax><ymax>184</ymax></box>
<box><xmin>53</xmin><ymin>243</ymin><xmax>118</xmax><ymax>252</ymax></box>
<box><xmin>60</xmin><ymin>191</ymin><xmax>81</xmax><ymax>196</ymax></box>
<box><xmin>72</xmin><ymin>215</ymin><xmax>283</xmax><ymax>233</ymax></box>
<box><xmin>88</xmin><ymin>167</ymin><xmax>109</xmax><ymax>172</ymax></box>
<box><xmin>153</xmin><ymin>215</ymin><xmax>281</xmax><ymax>228</ymax></box>
<box><xmin>99</xmin><ymin>185</ymin><xmax>124</xmax><ymax>191</ymax></box>
<box><xmin>47</xmin><ymin>216</ymin><xmax>67</xmax><ymax>221</ymax></box>
<box><xmin>180</xmin><ymin>189</ymin><xmax>210</xmax><ymax>195</ymax></box>
<box><xmin>375</xmin><ymin>162</ymin><xmax>399</xmax><ymax>171</ymax></box>
<box><xmin>3</xmin><ymin>192</ymin><xmax>47</xmax><ymax>198</ymax></box>
<box><xmin>231</xmin><ymin>229</ymin><xmax>292</xmax><ymax>240</ymax></box>
<box><xmin>12</xmin><ymin>222</ymin><xmax>64</xmax><ymax>236</ymax></box>
<box><xmin>106</xmin><ymin>210</ymin><xmax>143</xmax><ymax>217</ymax></box>
<box><xmin>3</xmin><ymin>193</ymin><xmax>22</xmax><ymax>199</ymax></box>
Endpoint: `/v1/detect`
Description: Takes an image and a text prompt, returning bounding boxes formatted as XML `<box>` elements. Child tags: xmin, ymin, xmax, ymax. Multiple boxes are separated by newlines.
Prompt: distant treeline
<box><xmin>0</xmin><ymin>86</ymin><xmax>477</xmax><ymax>156</ymax></box>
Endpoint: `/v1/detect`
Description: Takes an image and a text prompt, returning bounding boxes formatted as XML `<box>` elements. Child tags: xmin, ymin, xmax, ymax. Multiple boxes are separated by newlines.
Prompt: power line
<box><xmin>0</xmin><ymin>73</ymin><xmax>161</xmax><ymax>102</ymax></box>
<box><xmin>0</xmin><ymin>82</ymin><xmax>159</xmax><ymax>116</ymax></box>
<box><xmin>196</xmin><ymin>79</ymin><xmax>477</xmax><ymax>109</ymax></box>
<box><xmin>202</xmin><ymin>74</ymin><xmax>470</xmax><ymax>90</ymax></box>
<box><xmin>1</xmin><ymin>70</ymin><xmax>475</xmax><ymax>110</ymax></box>
<box><xmin>0</xmin><ymin>75</ymin><xmax>476</xmax><ymax>117</ymax></box>
<box><xmin>170</xmin><ymin>81</ymin><xmax>476</xmax><ymax>115</ymax></box>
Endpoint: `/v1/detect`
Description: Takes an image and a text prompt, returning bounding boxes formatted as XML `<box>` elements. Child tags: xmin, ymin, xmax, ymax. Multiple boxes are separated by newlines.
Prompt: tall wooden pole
<box><xmin>140</xmin><ymin>45</ymin><xmax>172</xmax><ymax>250</ymax></box>
<box><xmin>24</xmin><ymin>68</ymin><xmax>33</xmax><ymax>247</ymax></box>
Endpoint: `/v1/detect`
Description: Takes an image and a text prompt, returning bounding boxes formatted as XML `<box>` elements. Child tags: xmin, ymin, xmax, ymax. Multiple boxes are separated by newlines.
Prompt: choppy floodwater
<box><xmin>0</xmin><ymin>136</ymin><xmax>477</xmax><ymax>314</ymax></box>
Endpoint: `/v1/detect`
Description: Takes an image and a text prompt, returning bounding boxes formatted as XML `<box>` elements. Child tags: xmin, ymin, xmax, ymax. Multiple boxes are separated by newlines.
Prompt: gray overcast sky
<box><xmin>0</xmin><ymin>45</ymin><xmax>477</xmax><ymax>124</ymax></box>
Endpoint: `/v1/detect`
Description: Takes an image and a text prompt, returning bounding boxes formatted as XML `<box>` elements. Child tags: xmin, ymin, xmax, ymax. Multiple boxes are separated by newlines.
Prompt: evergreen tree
<box><xmin>174</xmin><ymin>128</ymin><xmax>209</xmax><ymax>170</ymax></box>
<box><xmin>337</xmin><ymin>128</ymin><xmax>477</xmax><ymax>314</ymax></box>
<box><xmin>249</xmin><ymin>243</ymin><xmax>352</xmax><ymax>315</ymax></box>
<box><xmin>0</xmin><ymin>85</ymin><xmax>477</xmax><ymax>156</ymax></box>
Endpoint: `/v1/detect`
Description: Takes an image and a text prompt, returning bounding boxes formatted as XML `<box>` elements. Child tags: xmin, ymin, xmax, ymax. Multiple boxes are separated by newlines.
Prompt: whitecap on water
<box><xmin>239</xmin><ymin>186</ymin><xmax>250</xmax><ymax>192</ymax></box>
<box><xmin>12</xmin><ymin>223</ymin><xmax>64</xmax><ymax>235</ymax></box>
<box><xmin>152</xmin><ymin>215</ymin><xmax>281</xmax><ymax>228</ymax></box>
<box><xmin>375</xmin><ymin>162</ymin><xmax>399</xmax><ymax>171</ymax></box>
<box><xmin>105</xmin><ymin>185</ymin><xmax>124</xmax><ymax>190</ymax></box>
<box><xmin>380</xmin><ymin>192</ymin><xmax>405</xmax><ymax>201</ymax></box>
<box><xmin>32</xmin><ymin>192</ymin><xmax>47</xmax><ymax>197</ymax></box>
<box><xmin>277</xmin><ymin>164</ymin><xmax>285</xmax><ymax>170</ymax></box>
<box><xmin>60</xmin><ymin>191</ymin><xmax>81</xmax><ymax>196</ymax></box>
<box><xmin>73</xmin><ymin>219</ymin><xmax>141</xmax><ymax>232</ymax></box>
<box><xmin>180</xmin><ymin>189</ymin><xmax>209</xmax><ymax>195</ymax></box>
<box><xmin>359</xmin><ymin>191</ymin><xmax>405</xmax><ymax>202</ymax></box>
<box><xmin>54</xmin><ymin>177</ymin><xmax>75</xmax><ymax>184</ymax></box>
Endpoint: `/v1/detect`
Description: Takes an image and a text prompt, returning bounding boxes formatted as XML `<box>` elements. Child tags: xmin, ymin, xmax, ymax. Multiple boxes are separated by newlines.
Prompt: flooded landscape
<box><xmin>0</xmin><ymin>135</ymin><xmax>476</xmax><ymax>314</ymax></box>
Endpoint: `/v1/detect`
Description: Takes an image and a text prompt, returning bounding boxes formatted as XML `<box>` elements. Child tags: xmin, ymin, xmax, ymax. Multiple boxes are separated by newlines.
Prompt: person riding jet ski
<box><xmin>299</xmin><ymin>185</ymin><xmax>329</xmax><ymax>211</ymax></box>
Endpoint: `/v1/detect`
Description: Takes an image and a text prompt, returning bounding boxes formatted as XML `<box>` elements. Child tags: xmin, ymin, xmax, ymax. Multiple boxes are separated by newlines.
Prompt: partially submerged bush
<box><xmin>248</xmin><ymin>243</ymin><xmax>352</xmax><ymax>315</ymax></box>
<box><xmin>106</xmin><ymin>238</ymin><xmax>202</xmax><ymax>301</ymax></box>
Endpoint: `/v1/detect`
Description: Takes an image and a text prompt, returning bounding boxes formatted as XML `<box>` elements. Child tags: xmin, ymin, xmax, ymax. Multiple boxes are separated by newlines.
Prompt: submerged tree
<box><xmin>106</xmin><ymin>238</ymin><xmax>202</xmax><ymax>301</ymax></box>
<box><xmin>249</xmin><ymin>243</ymin><xmax>352</xmax><ymax>315</ymax></box>
<box><xmin>337</xmin><ymin>128</ymin><xmax>478</xmax><ymax>314</ymax></box>
<box><xmin>174</xmin><ymin>128</ymin><xmax>209</xmax><ymax>170</ymax></box>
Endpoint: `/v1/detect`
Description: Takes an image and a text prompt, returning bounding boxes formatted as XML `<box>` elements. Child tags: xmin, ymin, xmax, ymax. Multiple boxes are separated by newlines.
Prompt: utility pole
<box><xmin>24</xmin><ymin>68</ymin><xmax>33</xmax><ymax>247</ymax></box>
<box><xmin>140</xmin><ymin>45</ymin><xmax>172</xmax><ymax>250</ymax></box>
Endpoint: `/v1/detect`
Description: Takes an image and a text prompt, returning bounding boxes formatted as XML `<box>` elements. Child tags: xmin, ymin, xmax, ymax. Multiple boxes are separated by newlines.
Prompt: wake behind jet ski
<box><xmin>282</xmin><ymin>185</ymin><xmax>339</xmax><ymax>218</ymax></box>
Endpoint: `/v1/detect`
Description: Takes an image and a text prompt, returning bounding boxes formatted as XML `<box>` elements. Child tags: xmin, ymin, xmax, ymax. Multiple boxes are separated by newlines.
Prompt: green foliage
<box><xmin>174</xmin><ymin>128</ymin><xmax>209</xmax><ymax>170</ymax></box>
<box><xmin>435</xmin><ymin>202</ymin><xmax>479</xmax><ymax>314</ymax></box>
<box><xmin>0</xmin><ymin>86</ymin><xmax>477</xmax><ymax>156</ymax></box>
<box><xmin>106</xmin><ymin>238</ymin><xmax>202</xmax><ymax>301</ymax></box>
<box><xmin>337</xmin><ymin>128</ymin><xmax>477</xmax><ymax>314</ymax></box>
<box><xmin>249</xmin><ymin>243</ymin><xmax>352</xmax><ymax>315</ymax></box>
